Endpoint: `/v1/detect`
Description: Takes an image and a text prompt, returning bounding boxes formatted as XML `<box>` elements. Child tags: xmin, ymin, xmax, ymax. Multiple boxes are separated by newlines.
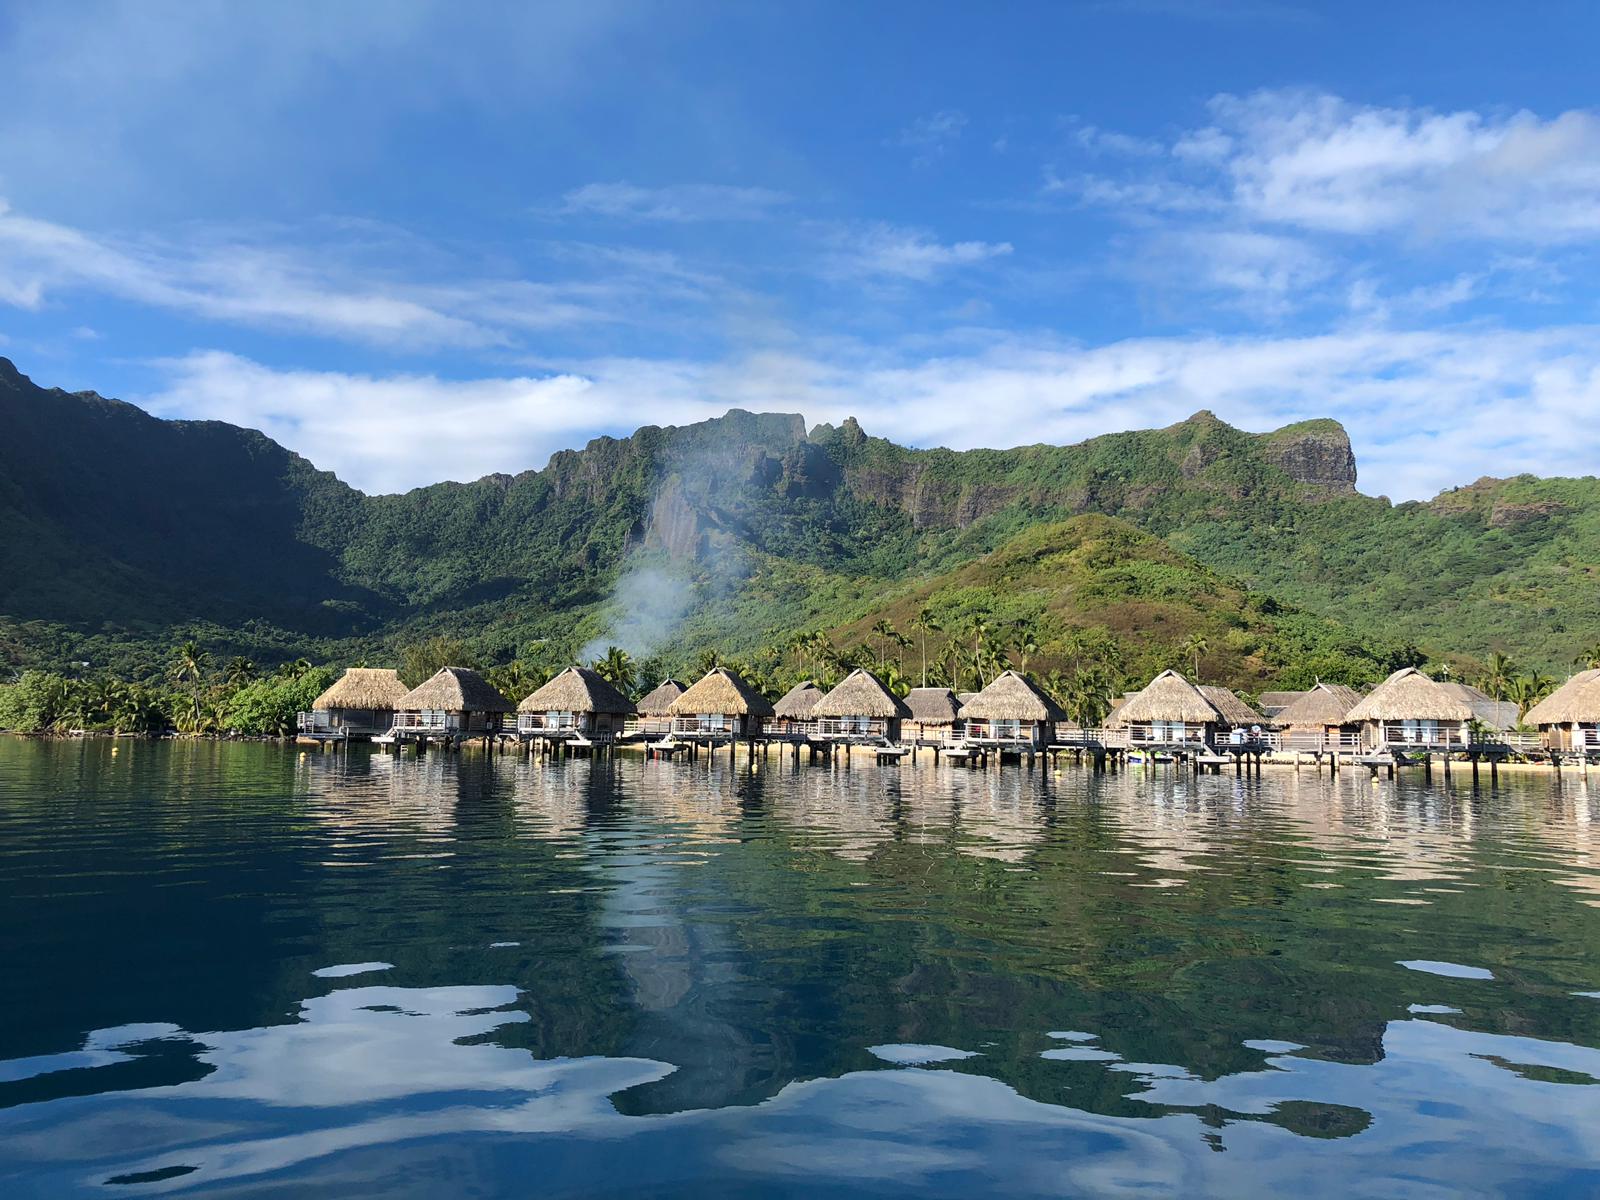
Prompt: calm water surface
<box><xmin>3</xmin><ymin>739</ymin><xmax>1600</xmax><ymax>1197</ymax></box>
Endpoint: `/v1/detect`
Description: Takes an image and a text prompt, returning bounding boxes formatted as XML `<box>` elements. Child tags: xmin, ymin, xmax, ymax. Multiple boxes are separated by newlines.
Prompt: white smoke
<box><xmin>578</xmin><ymin>564</ymin><xmax>694</xmax><ymax>664</ymax></box>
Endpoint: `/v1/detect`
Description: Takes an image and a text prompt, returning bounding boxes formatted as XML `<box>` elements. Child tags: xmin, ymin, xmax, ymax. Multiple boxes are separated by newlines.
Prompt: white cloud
<box><xmin>556</xmin><ymin>182</ymin><xmax>789</xmax><ymax>223</ymax></box>
<box><xmin>1098</xmin><ymin>90</ymin><xmax>1600</xmax><ymax>244</ymax></box>
<box><xmin>145</xmin><ymin>324</ymin><xmax>1600</xmax><ymax>502</ymax></box>
<box><xmin>889</xmin><ymin>110</ymin><xmax>968</xmax><ymax>166</ymax></box>
<box><xmin>825</xmin><ymin>224</ymin><xmax>1013</xmax><ymax>282</ymax></box>
<box><xmin>1137</xmin><ymin>230</ymin><xmax>1331</xmax><ymax>318</ymax></box>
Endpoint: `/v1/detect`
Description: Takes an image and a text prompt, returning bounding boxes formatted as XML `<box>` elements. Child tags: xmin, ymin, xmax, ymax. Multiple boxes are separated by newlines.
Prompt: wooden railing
<box><xmin>671</xmin><ymin>716</ymin><xmax>734</xmax><ymax>736</ymax></box>
<box><xmin>1469</xmin><ymin>730</ymin><xmax>1544</xmax><ymax>752</ymax></box>
<box><xmin>296</xmin><ymin>711</ymin><xmax>339</xmax><ymax>735</ymax></box>
<box><xmin>814</xmin><ymin>718</ymin><xmax>890</xmax><ymax>738</ymax></box>
<box><xmin>517</xmin><ymin>713</ymin><xmax>579</xmax><ymax>733</ymax></box>
<box><xmin>394</xmin><ymin>712</ymin><xmax>450</xmax><ymax>731</ymax></box>
<box><xmin>1280</xmin><ymin>730</ymin><xmax>1362</xmax><ymax>751</ymax></box>
<box><xmin>1377</xmin><ymin>727</ymin><xmax>1467</xmax><ymax>750</ymax></box>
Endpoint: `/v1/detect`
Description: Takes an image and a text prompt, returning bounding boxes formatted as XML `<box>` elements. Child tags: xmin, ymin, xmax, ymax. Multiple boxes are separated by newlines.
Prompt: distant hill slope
<box><xmin>1</xmin><ymin>356</ymin><xmax>1595</xmax><ymax>682</ymax></box>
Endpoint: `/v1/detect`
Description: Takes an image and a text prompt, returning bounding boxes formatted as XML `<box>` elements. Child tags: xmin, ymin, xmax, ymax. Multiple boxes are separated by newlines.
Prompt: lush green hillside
<box><xmin>2</xmin><ymin>355</ymin><xmax>1596</xmax><ymax>694</ymax></box>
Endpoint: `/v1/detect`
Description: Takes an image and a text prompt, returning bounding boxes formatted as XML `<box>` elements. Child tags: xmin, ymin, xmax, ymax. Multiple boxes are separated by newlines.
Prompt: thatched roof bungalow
<box><xmin>1273</xmin><ymin>682</ymin><xmax>1363</xmax><ymax>748</ymax></box>
<box><xmin>395</xmin><ymin>667</ymin><xmax>514</xmax><ymax>734</ymax></box>
<box><xmin>1111</xmin><ymin>670</ymin><xmax>1264</xmax><ymax>747</ymax></box>
<box><xmin>516</xmin><ymin>667</ymin><xmax>634</xmax><ymax>738</ymax></box>
<box><xmin>1200</xmin><ymin>686</ymin><xmax>1265</xmax><ymax>728</ymax></box>
<box><xmin>1524</xmin><ymin>669</ymin><xmax>1600</xmax><ymax>753</ymax></box>
<box><xmin>668</xmin><ymin>667</ymin><xmax>774</xmax><ymax>738</ymax></box>
<box><xmin>811</xmin><ymin>669</ymin><xmax>910</xmax><ymax>741</ymax></box>
<box><xmin>1343</xmin><ymin>668</ymin><xmax>1471</xmax><ymax>749</ymax></box>
<box><xmin>634</xmin><ymin>679</ymin><xmax>686</xmax><ymax>734</ymax></box>
<box><xmin>960</xmin><ymin>670</ymin><xmax>1066</xmax><ymax>746</ymax></box>
<box><xmin>770</xmin><ymin>681</ymin><xmax>825</xmax><ymax>736</ymax></box>
<box><xmin>302</xmin><ymin>667</ymin><xmax>409</xmax><ymax>735</ymax></box>
<box><xmin>904</xmin><ymin>687</ymin><xmax>963</xmax><ymax>742</ymax></box>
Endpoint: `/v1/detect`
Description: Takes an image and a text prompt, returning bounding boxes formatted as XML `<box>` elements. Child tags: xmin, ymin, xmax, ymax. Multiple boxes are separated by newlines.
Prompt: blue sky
<box><xmin>3</xmin><ymin>0</ymin><xmax>1599</xmax><ymax>498</ymax></box>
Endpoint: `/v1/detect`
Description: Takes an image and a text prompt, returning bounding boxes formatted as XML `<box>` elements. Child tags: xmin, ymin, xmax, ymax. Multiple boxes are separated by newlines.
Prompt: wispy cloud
<box><xmin>0</xmin><ymin>200</ymin><xmax>712</xmax><ymax>350</ymax></box>
<box><xmin>554</xmin><ymin>182</ymin><xmax>790</xmax><ymax>223</ymax></box>
<box><xmin>889</xmin><ymin>110</ymin><xmax>968</xmax><ymax>167</ymax></box>
<box><xmin>824</xmin><ymin>223</ymin><xmax>1013</xmax><ymax>282</ymax></box>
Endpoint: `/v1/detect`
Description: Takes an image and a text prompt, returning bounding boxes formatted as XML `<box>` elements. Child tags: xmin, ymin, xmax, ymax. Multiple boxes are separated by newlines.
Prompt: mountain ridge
<box><xmin>1</xmin><ymin>356</ymin><xmax>1595</xmax><ymax>683</ymax></box>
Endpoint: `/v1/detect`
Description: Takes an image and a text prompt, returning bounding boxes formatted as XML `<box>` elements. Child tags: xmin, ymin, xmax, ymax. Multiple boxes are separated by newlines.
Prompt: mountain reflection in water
<box><xmin>2</xmin><ymin>740</ymin><xmax>1599</xmax><ymax>1196</ymax></box>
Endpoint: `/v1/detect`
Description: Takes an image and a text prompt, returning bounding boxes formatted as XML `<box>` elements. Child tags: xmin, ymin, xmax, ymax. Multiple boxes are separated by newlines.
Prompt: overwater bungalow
<box><xmin>633</xmin><ymin>679</ymin><xmax>685</xmax><ymax>736</ymax></box>
<box><xmin>1273</xmin><ymin>682</ymin><xmax>1363</xmax><ymax>750</ymax></box>
<box><xmin>811</xmin><ymin>669</ymin><xmax>909</xmax><ymax>741</ymax></box>
<box><xmin>959</xmin><ymin>670</ymin><xmax>1066</xmax><ymax>747</ymax></box>
<box><xmin>667</xmin><ymin>667</ymin><xmax>774</xmax><ymax>739</ymax></box>
<box><xmin>769</xmin><ymin>680</ymin><xmax>825</xmax><ymax>737</ymax></box>
<box><xmin>1110</xmin><ymin>669</ymin><xmax>1235</xmax><ymax>748</ymax></box>
<box><xmin>1343</xmin><ymin>668</ymin><xmax>1471</xmax><ymax>751</ymax></box>
<box><xmin>1200</xmin><ymin>686</ymin><xmax>1267</xmax><ymax>741</ymax></box>
<box><xmin>516</xmin><ymin>666</ymin><xmax>634</xmax><ymax>742</ymax></box>
<box><xmin>904</xmin><ymin>687</ymin><xmax>963</xmax><ymax>743</ymax></box>
<box><xmin>1524</xmin><ymin>670</ymin><xmax>1600</xmax><ymax>754</ymax></box>
<box><xmin>298</xmin><ymin>667</ymin><xmax>409</xmax><ymax>737</ymax></box>
<box><xmin>394</xmin><ymin>667</ymin><xmax>514</xmax><ymax>735</ymax></box>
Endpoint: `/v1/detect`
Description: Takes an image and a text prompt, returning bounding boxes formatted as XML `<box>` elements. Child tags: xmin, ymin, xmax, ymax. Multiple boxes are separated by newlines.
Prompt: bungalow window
<box><xmin>702</xmin><ymin>713</ymin><xmax>726</xmax><ymax>731</ymax></box>
<box><xmin>994</xmin><ymin>720</ymin><xmax>1022</xmax><ymax>739</ymax></box>
<box><xmin>1399</xmin><ymin>719</ymin><xmax>1438</xmax><ymax>743</ymax></box>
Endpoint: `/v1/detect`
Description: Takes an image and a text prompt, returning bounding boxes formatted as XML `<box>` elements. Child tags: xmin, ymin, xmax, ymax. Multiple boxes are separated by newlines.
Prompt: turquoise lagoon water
<box><xmin>3</xmin><ymin>738</ymin><xmax>1600</xmax><ymax>1196</ymax></box>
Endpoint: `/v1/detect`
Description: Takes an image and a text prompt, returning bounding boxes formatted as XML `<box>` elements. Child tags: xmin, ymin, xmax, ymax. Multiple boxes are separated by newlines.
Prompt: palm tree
<box><xmin>172</xmin><ymin>640</ymin><xmax>210</xmax><ymax>728</ymax></box>
<box><xmin>1573</xmin><ymin>642</ymin><xmax>1600</xmax><ymax>671</ymax></box>
<box><xmin>909</xmin><ymin>608</ymin><xmax>941</xmax><ymax>688</ymax></box>
<box><xmin>1179</xmin><ymin>633</ymin><xmax>1209</xmax><ymax>682</ymax></box>
<box><xmin>959</xmin><ymin>616</ymin><xmax>991</xmax><ymax>690</ymax></box>
<box><xmin>870</xmin><ymin>619</ymin><xmax>897</xmax><ymax>671</ymax></box>
<box><xmin>1011</xmin><ymin>623</ymin><xmax>1041</xmax><ymax>676</ymax></box>
<box><xmin>1480</xmin><ymin>651</ymin><xmax>1515</xmax><ymax>701</ymax></box>
<box><xmin>691</xmin><ymin>647</ymin><xmax>723</xmax><ymax>679</ymax></box>
<box><xmin>226</xmin><ymin>656</ymin><xmax>257</xmax><ymax>687</ymax></box>
<box><xmin>591</xmin><ymin>645</ymin><xmax>637</xmax><ymax>696</ymax></box>
<box><xmin>1507</xmin><ymin>671</ymin><xmax>1555</xmax><ymax>722</ymax></box>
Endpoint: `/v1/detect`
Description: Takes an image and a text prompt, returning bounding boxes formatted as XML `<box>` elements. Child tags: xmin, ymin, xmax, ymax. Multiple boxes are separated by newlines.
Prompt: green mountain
<box><xmin>2</xmin><ymin>355</ymin><xmax>1595</xmax><ymax>689</ymax></box>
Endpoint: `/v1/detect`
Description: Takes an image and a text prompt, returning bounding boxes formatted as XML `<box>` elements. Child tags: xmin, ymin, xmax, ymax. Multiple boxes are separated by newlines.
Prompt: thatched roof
<box><xmin>313</xmin><ymin>668</ymin><xmax>408</xmax><ymax>710</ymax></box>
<box><xmin>1437</xmin><ymin>682</ymin><xmax>1518</xmax><ymax>731</ymax></box>
<box><xmin>1344</xmin><ymin>668</ymin><xmax>1471</xmax><ymax>723</ymax></box>
<box><xmin>773</xmin><ymin>680</ymin><xmax>825</xmax><ymax>719</ymax></box>
<box><xmin>905</xmin><ymin>687</ymin><xmax>961</xmax><ymax>723</ymax></box>
<box><xmin>518</xmin><ymin>666</ymin><xmax>634</xmax><ymax>715</ymax></box>
<box><xmin>960</xmin><ymin>671</ymin><xmax>1068</xmax><ymax>722</ymax></box>
<box><xmin>1112</xmin><ymin>670</ymin><xmax>1219</xmax><ymax>725</ymax></box>
<box><xmin>1274</xmin><ymin>682</ymin><xmax>1362</xmax><ymax>727</ymax></box>
<box><xmin>668</xmin><ymin>667</ymin><xmax>775</xmax><ymax>717</ymax></box>
<box><xmin>812</xmin><ymin>669</ymin><xmax>910</xmax><ymax>719</ymax></box>
<box><xmin>1199</xmin><ymin>686</ymin><xmax>1265</xmax><ymax>726</ymax></box>
<box><xmin>636</xmin><ymin>679</ymin><xmax>686</xmax><ymax>715</ymax></box>
<box><xmin>397</xmin><ymin>666</ymin><xmax>514</xmax><ymax>713</ymax></box>
<box><xmin>1257</xmin><ymin>690</ymin><xmax>1303</xmax><ymax>717</ymax></box>
<box><xmin>1525</xmin><ymin>670</ymin><xmax>1600</xmax><ymax>726</ymax></box>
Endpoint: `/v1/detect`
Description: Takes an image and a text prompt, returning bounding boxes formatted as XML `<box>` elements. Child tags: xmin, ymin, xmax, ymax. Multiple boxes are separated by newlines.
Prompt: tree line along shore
<box><xmin>9</xmin><ymin>628</ymin><xmax>1599</xmax><ymax>764</ymax></box>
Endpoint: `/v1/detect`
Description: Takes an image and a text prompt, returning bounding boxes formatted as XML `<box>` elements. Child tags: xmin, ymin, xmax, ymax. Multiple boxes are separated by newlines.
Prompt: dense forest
<box><xmin>3</xmin><ymin>354</ymin><xmax>1598</xmax><ymax>732</ymax></box>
